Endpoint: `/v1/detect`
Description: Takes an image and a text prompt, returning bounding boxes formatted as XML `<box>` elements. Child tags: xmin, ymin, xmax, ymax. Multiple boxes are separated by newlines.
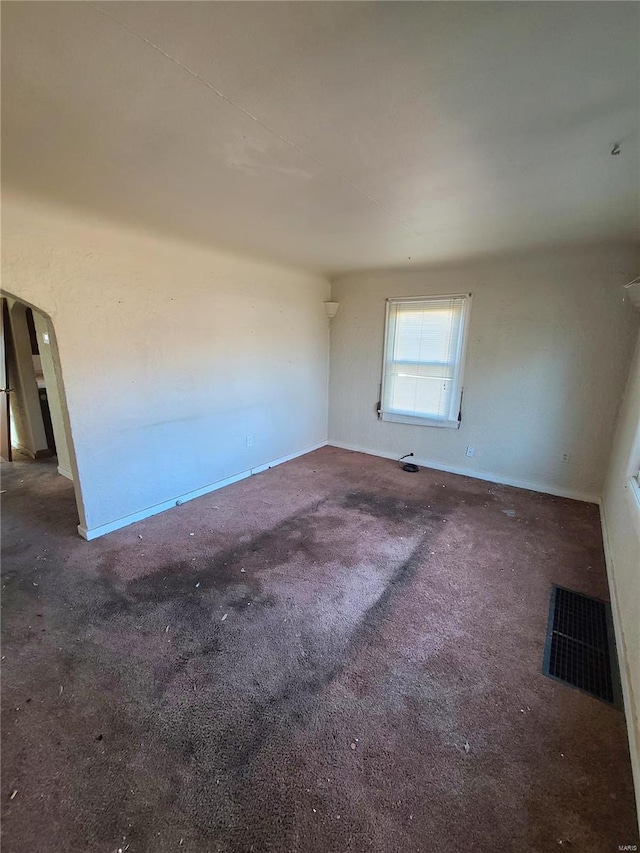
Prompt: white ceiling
<box><xmin>2</xmin><ymin>1</ymin><xmax>639</xmax><ymax>273</ymax></box>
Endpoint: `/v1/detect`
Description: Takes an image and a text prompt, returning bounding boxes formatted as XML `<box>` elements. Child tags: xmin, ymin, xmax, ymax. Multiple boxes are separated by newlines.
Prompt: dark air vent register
<box><xmin>543</xmin><ymin>585</ymin><xmax>622</xmax><ymax>707</ymax></box>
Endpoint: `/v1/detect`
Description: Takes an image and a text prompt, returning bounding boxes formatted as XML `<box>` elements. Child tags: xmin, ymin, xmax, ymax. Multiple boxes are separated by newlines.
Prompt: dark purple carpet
<box><xmin>1</xmin><ymin>447</ymin><xmax>637</xmax><ymax>852</ymax></box>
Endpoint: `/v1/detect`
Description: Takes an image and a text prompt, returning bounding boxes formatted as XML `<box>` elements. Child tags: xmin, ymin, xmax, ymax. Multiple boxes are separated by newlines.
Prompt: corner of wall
<box><xmin>599</xmin><ymin>500</ymin><xmax>640</xmax><ymax>829</ymax></box>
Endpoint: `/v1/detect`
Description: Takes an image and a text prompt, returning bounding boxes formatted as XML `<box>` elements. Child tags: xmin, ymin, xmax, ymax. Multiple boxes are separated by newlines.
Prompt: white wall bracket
<box><xmin>324</xmin><ymin>301</ymin><xmax>339</xmax><ymax>319</ymax></box>
<box><xmin>623</xmin><ymin>278</ymin><xmax>640</xmax><ymax>312</ymax></box>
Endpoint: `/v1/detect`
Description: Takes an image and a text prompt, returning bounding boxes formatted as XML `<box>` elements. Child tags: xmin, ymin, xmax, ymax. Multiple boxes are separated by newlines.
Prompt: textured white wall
<box><xmin>329</xmin><ymin>246</ymin><xmax>640</xmax><ymax>501</ymax></box>
<box><xmin>2</xmin><ymin>193</ymin><xmax>330</xmax><ymax>536</ymax></box>
<box><xmin>602</xmin><ymin>329</ymin><xmax>640</xmax><ymax>812</ymax></box>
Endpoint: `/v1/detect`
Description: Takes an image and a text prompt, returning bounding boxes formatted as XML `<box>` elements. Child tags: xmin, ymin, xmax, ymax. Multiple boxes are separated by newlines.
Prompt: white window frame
<box><xmin>630</xmin><ymin>462</ymin><xmax>640</xmax><ymax>511</ymax></box>
<box><xmin>380</xmin><ymin>294</ymin><xmax>472</xmax><ymax>429</ymax></box>
<box><xmin>625</xmin><ymin>403</ymin><xmax>640</xmax><ymax>519</ymax></box>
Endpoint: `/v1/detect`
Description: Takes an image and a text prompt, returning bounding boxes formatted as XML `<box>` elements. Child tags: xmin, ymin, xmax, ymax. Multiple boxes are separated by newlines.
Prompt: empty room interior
<box><xmin>2</xmin><ymin>2</ymin><xmax>640</xmax><ymax>851</ymax></box>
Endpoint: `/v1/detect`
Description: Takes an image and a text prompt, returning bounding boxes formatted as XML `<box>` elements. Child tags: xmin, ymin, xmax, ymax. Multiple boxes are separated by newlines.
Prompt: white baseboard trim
<box><xmin>599</xmin><ymin>501</ymin><xmax>640</xmax><ymax>829</ymax></box>
<box><xmin>57</xmin><ymin>465</ymin><xmax>73</xmax><ymax>480</ymax></box>
<box><xmin>328</xmin><ymin>441</ymin><xmax>600</xmax><ymax>504</ymax></box>
<box><xmin>77</xmin><ymin>440</ymin><xmax>327</xmax><ymax>541</ymax></box>
<box><xmin>250</xmin><ymin>440</ymin><xmax>327</xmax><ymax>475</ymax></box>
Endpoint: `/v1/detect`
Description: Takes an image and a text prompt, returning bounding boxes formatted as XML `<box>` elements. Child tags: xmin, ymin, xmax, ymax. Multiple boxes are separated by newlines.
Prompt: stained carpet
<box><xmin>1</xmin><ymin>446</ymin><xmax>637</xmax><ymax>852</ymax></box>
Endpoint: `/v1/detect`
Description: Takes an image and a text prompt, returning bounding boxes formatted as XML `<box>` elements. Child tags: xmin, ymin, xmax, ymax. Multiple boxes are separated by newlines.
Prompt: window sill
<box><xmin>381</xmin><ymin>412</ymin><xmax>460</xmax><ymax>429</ymax></box>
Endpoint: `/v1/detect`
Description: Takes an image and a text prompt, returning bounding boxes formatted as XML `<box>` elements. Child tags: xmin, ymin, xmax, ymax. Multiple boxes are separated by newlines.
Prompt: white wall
<box><xmin>602</xmin><ymin>329</ymin><xmax>640</xmax><ymax>816</ymax></box>
<box><xmin>329</xmin><ymin>246</ymin><xmax>639</xmax><ymax>501</ymax></box>
<box><xmin>2</xmin><ymin>193</ymin><xmax>330</xmax><ymax>537</ymax></box>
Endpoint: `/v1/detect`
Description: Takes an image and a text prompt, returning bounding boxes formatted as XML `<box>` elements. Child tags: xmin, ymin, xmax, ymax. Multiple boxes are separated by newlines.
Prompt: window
<box><xmin>380</xmin><ymin>294</ymin><xmax>471</xmax><ymax>428</ymax></box>
<box><xmin>631</xmin><ymin>461</ymin><xmax>640</xmax><ymax>510</ymax></box>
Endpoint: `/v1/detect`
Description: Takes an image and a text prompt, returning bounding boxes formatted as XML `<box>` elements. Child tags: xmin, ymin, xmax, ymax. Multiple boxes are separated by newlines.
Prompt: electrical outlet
<box><xmin>561</xmin><ymin>452</ymin><xmax>571</xmax><ymax>464</ymax></box>
<box><xmin>246</xmin><ymin>435</ymin><xmax>253</xmax><ymax>447</ymax></box>
<box><xmin>465</xmin><ymin>446</ymin><xmax>475</xmax><ymax>458</ymax></box>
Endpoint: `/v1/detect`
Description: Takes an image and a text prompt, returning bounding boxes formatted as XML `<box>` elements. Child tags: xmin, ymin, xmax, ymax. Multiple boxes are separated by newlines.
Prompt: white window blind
<box><xmin>380</xmin><ymin>294</ymin><xmax>471</xmax><ymax>428</ymax></box>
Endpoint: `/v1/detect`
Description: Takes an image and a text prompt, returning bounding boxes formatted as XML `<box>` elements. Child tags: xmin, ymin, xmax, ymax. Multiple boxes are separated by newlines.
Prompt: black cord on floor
<box><xmin>398</xmin><ymin>453</ymin><xmax>419</xmax><ymax>473</ymax></box>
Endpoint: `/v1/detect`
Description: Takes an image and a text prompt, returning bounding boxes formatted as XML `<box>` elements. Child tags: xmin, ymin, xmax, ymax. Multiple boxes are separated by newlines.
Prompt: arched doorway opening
<box><xmin>1</xmin><ymin>293</ymin><xmax>84</xmax><ymax>533</ymax></box>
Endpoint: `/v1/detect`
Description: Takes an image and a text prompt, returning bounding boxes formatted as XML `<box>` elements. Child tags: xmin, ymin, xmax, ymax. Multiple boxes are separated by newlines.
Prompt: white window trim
<box><xmin>381</xmin><ymin>412</ymin><xmax>462</xmax><ymax>428</ymax></box>
<box><xmin>629</xmin><ymin>468</ymin><xmax>640</xmax><ymax>511</ymax></box>
<box><xmin>380</xmin><ymin>293</ymin><xmax>472</xmax><ymax>429</ymax></box>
